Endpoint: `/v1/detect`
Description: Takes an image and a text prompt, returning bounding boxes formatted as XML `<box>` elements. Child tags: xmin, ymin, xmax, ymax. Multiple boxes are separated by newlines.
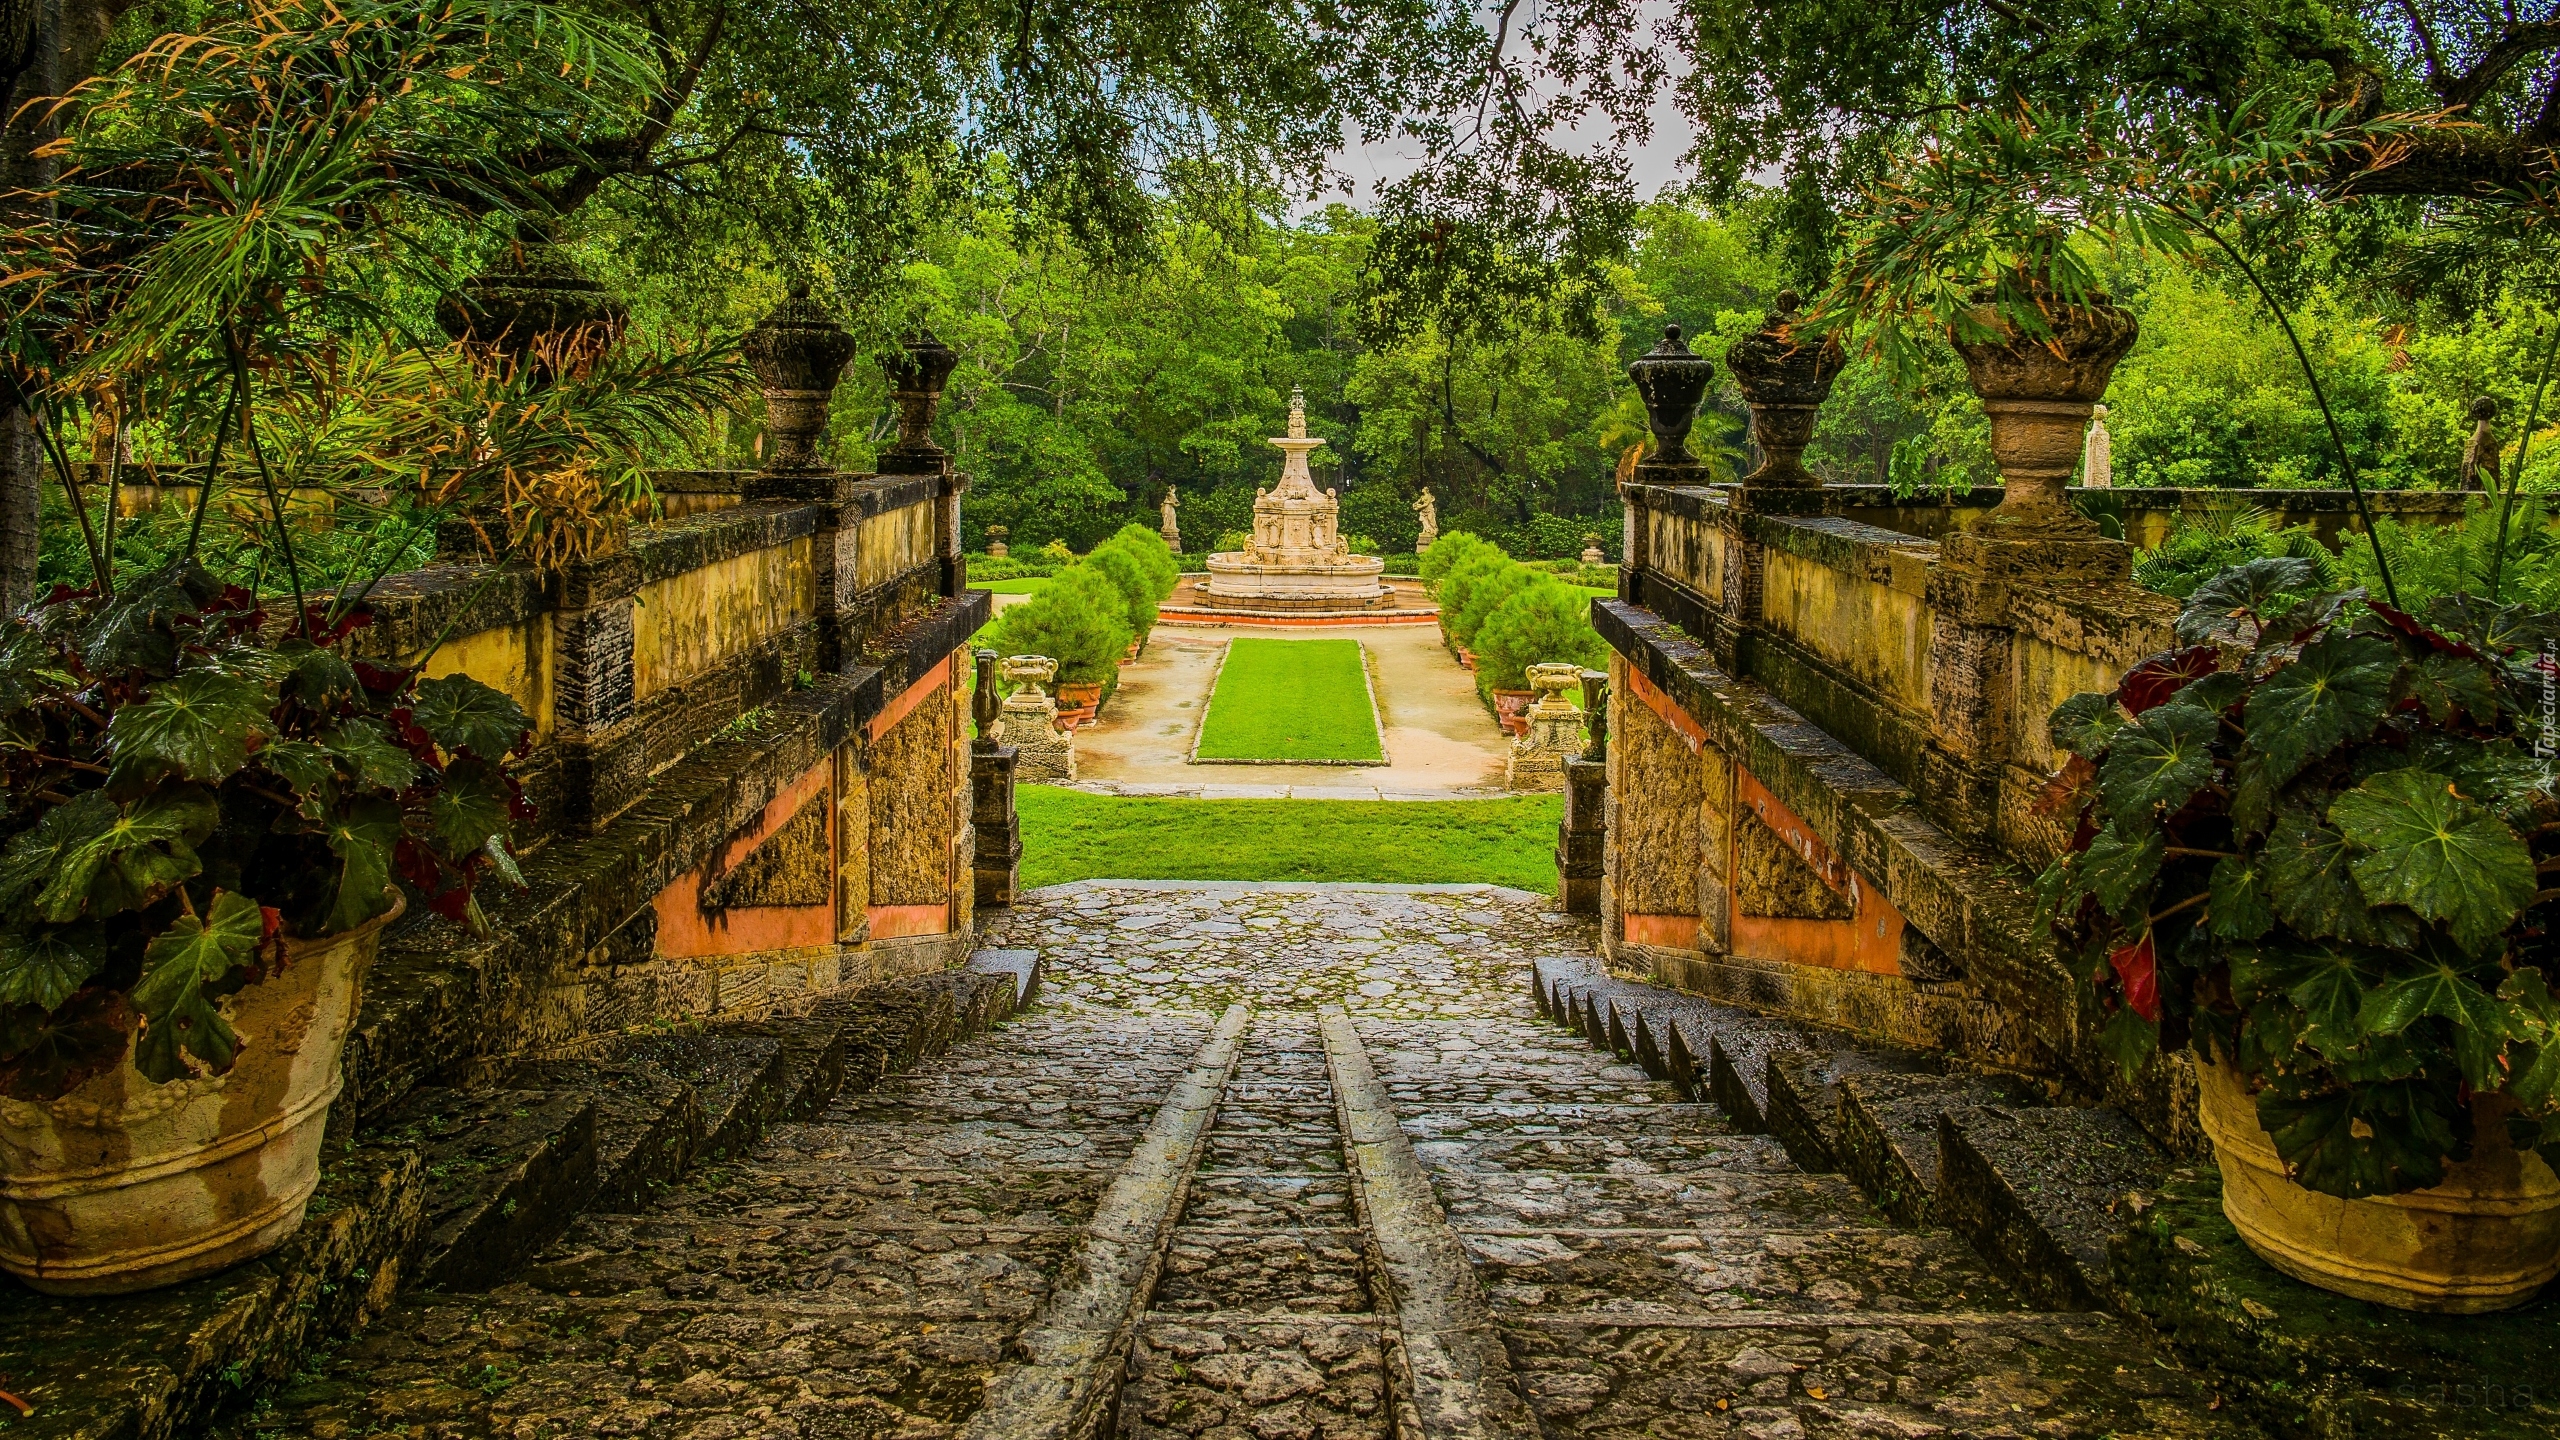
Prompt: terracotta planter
<box><xmin>1055</xmin><ymin>681</ymin><xmax>1103</xmax><ymax>708</ymax></box>
<box><xmin>2196</xmin><ymin>1053</ymin><xmax>2560</xmax><ymax>1313</ymax></box>
<box><xmin>1056</xmin><ymin>703</ymin><xmax>1097</xmax><ymax>730</ymax></box>
<box><xmin>1457</xmin><ymin>648</ymin><xmax>1477</xmax><ymax>671</ymax></box>
<box><xmin>1494</xmin><ymin>688</ymin><xmax>1535</xmax><ymax>736</ymax></box>
<box><xmin>0</xmin><ymin>893</ymin><xmax>404</xmax><ymax>1295</ymax></box>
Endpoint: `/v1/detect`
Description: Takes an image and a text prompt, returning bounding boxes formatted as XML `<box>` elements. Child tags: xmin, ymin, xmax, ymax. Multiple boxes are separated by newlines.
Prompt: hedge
<box><xmin>1475</xmin><ymin>579</ymin><xmax>1606</xmax><ymax>692</ymax></box>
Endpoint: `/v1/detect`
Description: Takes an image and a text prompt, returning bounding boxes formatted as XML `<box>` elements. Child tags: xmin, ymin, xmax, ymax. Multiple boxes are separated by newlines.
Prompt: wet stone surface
<box><xmin>244</xmin><ymin>883</ymin><xmax>2249</xmax><ymax>1438</ymax></box>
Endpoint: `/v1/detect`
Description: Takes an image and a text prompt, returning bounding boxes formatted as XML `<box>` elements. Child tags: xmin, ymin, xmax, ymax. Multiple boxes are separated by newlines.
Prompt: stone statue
<box><xmin>1160</xmin><ymin>486</ymin><xmax>1181</xmax><ymax>549</ymax></box>
<box><xmin>2081</xmin><ymin>404</ymin><xmax>2113</xmax><ymax>490</ymax></box>
<box><xmin>1413</xmin><ymin>488</ymin><xmax>1439</xmax><ymax>552</ymax></box>
<box><xmin>2463</xmin><ymin>396</ymin><xmax>2501</xmax><ymax>491</ymax></box>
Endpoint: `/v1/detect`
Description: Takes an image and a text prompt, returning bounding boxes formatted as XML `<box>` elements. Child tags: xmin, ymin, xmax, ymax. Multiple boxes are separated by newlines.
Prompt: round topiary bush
<box><xmin>1449</xmin><ymin>558</ymin><xmax>1539</xmax><ymax>652</ymax></box>
<box><xmin>1082</xmin><ymin>541</ymin><xmax>1161</xmax><ymax>641</ymax></box>
<box><xmin>1435</xmin><ymin>548</ymin><xmax>1511</xmax><ymax>648</ymax></box>
<box><xmin>1421</xmin><ymin>531</ymin><xmax>1491</xmax><ymax>585</ymax></box>
<box><xmin>1109</xmin><ymin>523</ymin><xmax>1181</xmax><ymax>599</ymax></box>
<box><xmin>982</xmin><ymin>563</ymin><xmax>1132</xmax><ymax>687</ymax></box>
<box><xmin>1474</xmin><ymin>579</ymin><xmax>1605</xmax><ymax>693</ymax></box>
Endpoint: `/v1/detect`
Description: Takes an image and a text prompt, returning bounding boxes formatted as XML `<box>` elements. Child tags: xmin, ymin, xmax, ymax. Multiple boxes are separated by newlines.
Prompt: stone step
<box><xmin>1528</xmin><ymin>960</ymin><xmax>2183</xmax><ymax>1327</ymax></box>
<box><xmin>4</xmin><ymin>968</ymin><xmax>1024</xmax><ymax>1440</ymax></box>
<box><xmin>385</xmin><ymin>1086</ymin><xmax>600</xmax><ymax>1291</ymax></box>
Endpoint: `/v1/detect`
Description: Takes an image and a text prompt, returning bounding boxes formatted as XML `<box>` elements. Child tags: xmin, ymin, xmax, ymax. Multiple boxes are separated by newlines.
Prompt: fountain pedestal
<box><xmin>1202</xmin><ymin>390</ymin><xmax>1393</xmax><ymax>614</ymax></box>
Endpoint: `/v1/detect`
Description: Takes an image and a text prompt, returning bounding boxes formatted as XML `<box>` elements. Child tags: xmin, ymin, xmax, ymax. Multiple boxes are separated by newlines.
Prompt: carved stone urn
<box><xmin>743</xmin><ymin>281</ymin><xmax>860</xmax><ymax>473</ymax></box>
<box><xmin>1950</xmin><ymin>290</ymin><xmax>2137</xmax><ymax>521</ymax></box>
<box><xmin>1626</xmin><ymin>324</ymin><xmax>1716</xmax><ymax>473</ymax></box>
<box><xmin>1724</xmin><ymin>290</ymin><xmax>1844</xmax><ymax>488</ymax></box>
<box><xmin>436</xmin><ymin>238</ymin><xmax>627</xmax><ymax>375</ymax></box>
<box><xmin>881</xmin><ymin>330</ymin><xmax>961</xmax><ymax>474</ymax></box>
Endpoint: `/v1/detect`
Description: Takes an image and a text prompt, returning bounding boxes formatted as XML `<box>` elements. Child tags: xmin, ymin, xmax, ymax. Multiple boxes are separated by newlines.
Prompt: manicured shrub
<box><xmin>982</xmin><ymin>562</ymin><xmax>1132</xmax><ymax>686</ymax></box>
<box><xmin>1449</xmin><ymin>557</ymin><xmax>1539</xmax><ymax>652</ymax></box>
<box><xmin>1108</xmin><ymin>523</ymin><xmax>1181</xmax><ymax>598</ymax></box>
<box><xmin>1421</xmin><ymin>531</ymin><xmax>1491</xmax><ymax>585</ymax></box>
<box><xmin>1082</xmin><ymin>541</ymin><xmax>1161</xmax><ymax>640</ymax></box>
<box><xmin>1434</xmin><ymin>547</ymin><xmax>1511</xmax><ymax>647</ymax></box>
<box><xmin>1474</xmin><ymin>579</ymin><xmax>1605</xmax><ymax>692</ymax></box>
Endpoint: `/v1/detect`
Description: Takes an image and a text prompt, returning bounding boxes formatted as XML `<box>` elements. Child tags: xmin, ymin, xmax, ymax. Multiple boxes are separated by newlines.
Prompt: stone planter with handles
<box><xmin>2196</xmin><ymin>1051</ymin><xmax>2560</xmax><ymax>1313</ymax></box>
<box><xmin>0</xmin><ymin>893</ymin><xmax>404</xmax><ymax>1295</ymax></box>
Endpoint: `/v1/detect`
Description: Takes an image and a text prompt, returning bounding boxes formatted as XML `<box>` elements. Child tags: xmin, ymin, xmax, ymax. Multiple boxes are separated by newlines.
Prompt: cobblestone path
<box><xmin>258</xmin><ymin>882</ymin><xmax>2244</xmax><ymax>1438</ymax></box>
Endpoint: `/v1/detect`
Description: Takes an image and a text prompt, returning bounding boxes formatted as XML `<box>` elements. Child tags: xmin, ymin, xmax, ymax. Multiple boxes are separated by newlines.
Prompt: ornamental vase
<box><xmin>0</xmin><ymin>894</ymin><xmax>404</xmax><ymax>1295</ymax></box>
<box><xmin>2196</xmin><ymin>1052</ymin><xmax>2560</xmax><ymax>1313</ymax></box>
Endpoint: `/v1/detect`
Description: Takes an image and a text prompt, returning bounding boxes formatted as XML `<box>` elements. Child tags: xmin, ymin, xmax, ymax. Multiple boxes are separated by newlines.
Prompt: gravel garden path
<box><xmin>250</xmin><ymin>883</ymin><xmax>2248</xmax><ymax>1439</ymax></box>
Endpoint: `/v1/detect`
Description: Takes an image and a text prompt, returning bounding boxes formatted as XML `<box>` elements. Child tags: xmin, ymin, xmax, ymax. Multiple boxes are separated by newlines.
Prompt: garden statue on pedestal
<box><xmin>1506</xmin><ymin>662</ymin><xmax>1588</xmax><ymax>792</ymax></box>
<box><xmin>986</xmin><ymin>525</ymin><xmax>1010</xmax><ymax>558</ymax></box>
<box><xmin>995</xmin><ymin>654</ymin><xmax>1077</xmax><ymax>782</ymax></box>
<box><xmin>2082</xmin><ymin>404</ymin><xmax>2113</xmax><ymax>489</ymax></box>
<box><xmin>1414</xmin><ymin>488</ymin><xmax>1439</xmax><ymax>552</ymax></box>
<box><xmin>1160</xmin><ymin>488</ymin><xmax>1181</xmax><ymax>551</ymax></box>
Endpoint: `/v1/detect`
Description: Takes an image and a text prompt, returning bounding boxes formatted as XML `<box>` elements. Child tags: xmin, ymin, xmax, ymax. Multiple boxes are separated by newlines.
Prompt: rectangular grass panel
<box><xmin>1192</xmin><ymin>637</ymin><xmax>1385</xmax><ymax>763</ymax></box>
<box><xmin>1017</xmin><ymin>790</ymin><xmax>1564</xmax><ymax>890</ymax></box>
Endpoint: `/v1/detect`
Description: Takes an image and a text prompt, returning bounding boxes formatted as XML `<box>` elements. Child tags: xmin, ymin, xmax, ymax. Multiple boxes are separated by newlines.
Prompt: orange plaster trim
<box><xmin>1623</xmin><ymin>913</ymin><xmax>1703</xmax><ymax>950</ymax></box>
<box><xmin>867</xmin><ymin>653</ymin><xmax>955</xmax><ymax>744</ymax></box>
<box><xmin>1728</xmin><ymin>767</ymin><xmax>1906</xmax><ymax>976</ymax></box>
<box><xmin>651</xmin><ymin>756</ymin><xmax>837</xmax><ymax>961</ymax></box>
<box><xmin>1624</xmin><ymin>667</ymin><xmax>1709</xmax><ymax>753</ymax></box>
<box><xmin>866</xmin><ymin>903</ymin><xmax>950</xmax><ymax>939</ymax></box>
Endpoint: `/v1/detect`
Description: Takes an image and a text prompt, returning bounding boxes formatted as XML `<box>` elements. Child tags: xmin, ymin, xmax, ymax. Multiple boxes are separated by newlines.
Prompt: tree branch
<box><xmin>2442</xmin><ymin>19</ymin><xmax>2560</xmax><ymax>110</ymax></box>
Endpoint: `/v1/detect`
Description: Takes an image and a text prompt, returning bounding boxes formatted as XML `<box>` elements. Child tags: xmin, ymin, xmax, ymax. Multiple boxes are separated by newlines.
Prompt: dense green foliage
<box><xmin>1421</xmin><ymin>531</ymin><xmax>1605</xmax><ymax>698</ymax></box>
<box><xmin>1016</xmin><ymin>789</ymin><xmax>1563</xmax><ymax>890</ymax></box>
<box><xmin>0</xmin><ymin>563</ymin><xmax>531</xmax><ymax>1102</ymax></box>
<box><xmin>2042</xmin><ymin>559</ymin><xmax>2560</xmax><ymax>1198</ymax></box>
<box><xmin>1193</xmin><ymin>638</ymin><xmax>1384</xmax><ymax>764</ymax></box>
<box><xmin>979</xmin><ymin>564</ymin><xmax>1132</xmax><ymax>688</ymax></box>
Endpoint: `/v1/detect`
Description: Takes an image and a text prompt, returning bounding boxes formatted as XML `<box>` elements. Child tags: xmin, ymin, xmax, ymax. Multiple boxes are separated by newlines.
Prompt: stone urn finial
<box><xmin>436</xmin><ymin>238</ymin><xmax>628</xmax><ymax>377</ymax></box>
<box><xmin>883</xmin><ymin>330</ymin><xmax>961</xmax><ymax>466</ymax></box>
<box><xmin>1000</xmin><ymin>653</ymin><xmax>1058</xmax><ymax>698</ymax></box>
<box><xmin>972</xmin><ymin>648</ymin><xmax>1001</xmax><ymax>740</ymax></box>
<box><xmin>1627</xmin><ymin>324</ymin><xmax>1716</xmax><ymax>469</ymax></box>
<box><xmin>1579</xmin><ymin>668</ymin><xmax>1609</xmax><ymax>762</ymax></box>
<box><xmin>1725</xmin><ymin>289</ymin><xmax>1845</xmax><ymax>487</ymax></box>
<box><xmin>1526</xmin><ymin>662</ymin><xmax>1586</xmax><ymax>720</ymax></box>
<box><xmin>1951</xmin><ymin>287</ymin><xmax>2138</xmax><ymax>525</ymax></box>
<box><xmin>743</xmin><ymin>279</ymin><xmax>860</xmax><ymax>473</ymax></box>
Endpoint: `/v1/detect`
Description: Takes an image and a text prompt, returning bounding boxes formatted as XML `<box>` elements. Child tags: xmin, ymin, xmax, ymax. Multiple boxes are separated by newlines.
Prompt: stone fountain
<box><xmin>1201</xmin><ymin>389</ymin><xmax>1394</xmax><ymax>614</ymax></box>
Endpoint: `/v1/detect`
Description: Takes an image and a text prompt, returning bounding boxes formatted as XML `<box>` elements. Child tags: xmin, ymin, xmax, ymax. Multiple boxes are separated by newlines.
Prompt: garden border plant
<box><xmin>2040</xmin><ymin>557</ymin><xmax>2560</xmax><ymax>1205</ymax></box>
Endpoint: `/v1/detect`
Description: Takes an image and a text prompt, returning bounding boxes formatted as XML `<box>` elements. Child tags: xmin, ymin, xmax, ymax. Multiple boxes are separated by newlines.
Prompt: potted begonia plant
<box><xmin>2041</xmin><ymin>557</ymin><xmax>2560</xmax><ymax>1312</ymax></box>
<box><xmin>0</xmin><ymin>564</ymin><xmax>529</xmax><ymax>1293</ymax></box>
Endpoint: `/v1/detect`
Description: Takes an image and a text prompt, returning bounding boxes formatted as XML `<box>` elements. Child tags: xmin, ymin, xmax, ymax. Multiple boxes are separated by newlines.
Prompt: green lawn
<box><xmin>1016</xmin><ymin>789</ymin><xmax>1563</xmax><ymax>890</ymax></box>
<box><xmin>969</xmin><ymin>577</ymin><xmax>1052</xmax><ymax>594</ymax></box>
<box><xmin>1194</xmin><ymin>637</ymin><xmax>1384</xmax><ymax>762</ymax></box>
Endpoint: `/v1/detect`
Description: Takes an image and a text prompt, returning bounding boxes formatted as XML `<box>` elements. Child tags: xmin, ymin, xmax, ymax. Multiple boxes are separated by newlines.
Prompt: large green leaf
<box><xmin>0</xmin><ymin>790</ymin><xmax>117</xmax><ymax>913</ymax></box>
<box><xmin>2176</xmin><ymin>557</ymin><xmax>2323</xmax><ymax>644</ymax></box>
<box><xmin>2360</xmin><ymin>955</ymin><xmax>2514</xmax><ymax>1089</ymax></box>
<box><xmin>0</xmin><ymin>989</ymin><xmax>134</xmax><ymax>1103</ymax></box>
<box><xmin>256</xmin><ymin>738</ymin><xmax>340</xmax><ymax>817</ymax></box>
<box><xmin>427</xmin><ymin>756</ymin><xmax>513</xmax><ymax>859</ymax></box>
<box><xmin>2395</xmin><ymin>652</ymin><xmax>2503</xmax><ymax>728</ymax></box>
<box><xmin>320</xmin><ymin>798</ymin><xmax>403</xmax><ymax>935</ymax></box>
<box><xmin>33</xmin><ymin>786</ymin><xmax>218</xmax><ymax>923</ymax></box>
<box><xmin>105</xmin><ymin>668</ymin><xmax>274</xmax><ymax>788</ymax></box>
<box><xmin>2082</xmin><ymin>819</ymin><xmax>2163</xmax><ymax>920</ymax></box>
<box><xmin>2048</xmin><ymin>691</ymin><xmax>2125</xmax><ymax>759</ymax></box>
<box><xmin>2329</xmin><ymin>769</ymin><xmax>2536</xmax><ymax>956</ymax></box>
<box><xmin>77</xmin><ymin>562</ymin><xmax>224</xmax><ymax>676</ymax></box>
<box><xmin>277</xmin><ymin>639</ymin><xmax>360</xmax><ymax>710</ymax></box>
<box><xmin>321</xmin><ymin>718</ymin><xmax>420</xmax><ymax>793</ymax></box>
<box><xmin>2098</xmin><ymin>702</ymin><xmax>2219</xmax><ymax>826</ymax></box>
<box><xmin>2232</xmin><ymin>941</ymin><xmax>2385</xmax><ymax>1059</ymax></box>
<box><xmin>2257</xmin><ymin>1074</ymin><xmax>2461</xmax><ymax>1199</ymax></box>
<box><xmin>2241</xmin><ymin>632</ymin><xmax>2397</xmax><ymax>790</ymax></box>
<box><xmin>0</xmin><ymin>924</ymin><xmax>106</xmax><ymax>1011</ymax></box>
<box><xmin>2206</xmin><ymin>853</ymin><xmax>2274</xmax><ymax>941</ymax></box>
<box><xmin>129</xmin><ymin>892</ymin><xmax>263</xmax><ymax>1082</ymax></box>
<box><xmin>409</xmin><ymin>675</ymin><xmax>529</xmax><ymax>760</ymax></box>
<box><xmin>2262</xmin><ymin>807</ymin><xmax>2419</xmax><ymax>950</ymax></box>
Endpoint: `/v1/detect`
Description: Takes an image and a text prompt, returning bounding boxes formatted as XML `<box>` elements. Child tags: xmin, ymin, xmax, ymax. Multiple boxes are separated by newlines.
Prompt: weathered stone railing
<box><xmin>1823</xmin><ymin>482</ymin><xmax>2478</xmax><ymax>549</ymax></box>
<box><xmin>1586</xmin><ymin>300</ymin><xmax>2491</xmax><ymax>1149</ymax></box>
<box><xmin>283</xmin><ymin>300</ymin><xmax>999</xmax><ymax>1131</ymax></box>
